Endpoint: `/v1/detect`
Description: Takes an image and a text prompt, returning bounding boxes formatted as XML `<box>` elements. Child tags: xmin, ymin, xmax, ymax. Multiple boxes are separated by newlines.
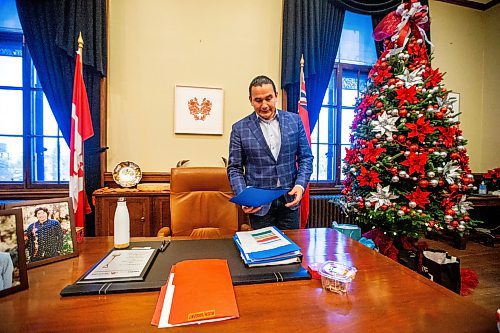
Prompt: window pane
<box><xmin>37</xmin><ymin>93</ymin><xmax>59</xmax><ymax>136</ymax></box>
<box><xmin>341</xmin><ymin>108</ymin><xmax>354</xmax><ymax>144</ymax></box>
<box><xmin>317</xmin><ymin>144</ymin><xmax>330</xmax><ymax>181</ymax></box>
<box><xmin>31</xmin><ymin>136</ymin><xmax>69</xmax><ymax>183</ymax></box>
<box><xmin>0</xmin><ymin>55</ymin><xmax>22</xmax><ymax>86</ymax></box>
<box><xmin>31</xmin><ymin>60</ymin><xmax>43</xmax><ymax>88</ymax></box>
<box><xmin>318</xmin><ymin>107</ymin><xmax>331</xmax><ymax>144</ymax></box>
<box><xmin>0</xmin><ymin>0</ymin><xmax>22</xmax><ymax>32</ymax></box>
<box><xmin>0</xmin><ymin>89</ymin><xmax>22</xmax><ymax>135</ymax></box>
<box><xmin>0</xmin><ymin>136</ymin><xmax>23</xmax><ymax>182</ymax></box>
<box><xmin>336</xmin><ymin>11</ymin><xmax>377</xmax><ymax>66</ymax></box>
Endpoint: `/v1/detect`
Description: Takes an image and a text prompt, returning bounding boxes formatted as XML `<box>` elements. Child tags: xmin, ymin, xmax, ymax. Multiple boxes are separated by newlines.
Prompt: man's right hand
<box><xmin>242</xmin><ymin>206</ymin><xmax>262</xmax><ymax>214</ymax></box>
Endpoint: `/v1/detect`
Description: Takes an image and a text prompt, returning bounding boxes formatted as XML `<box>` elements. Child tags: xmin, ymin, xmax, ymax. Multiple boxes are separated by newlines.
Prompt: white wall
<box><xmin>107</xmin><ymin>0</ymin><xmax>283</xmax><ymax>171</ymax></box>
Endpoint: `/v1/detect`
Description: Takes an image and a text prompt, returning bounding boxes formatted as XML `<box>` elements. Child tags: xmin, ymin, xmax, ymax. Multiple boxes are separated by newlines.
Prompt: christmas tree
<box><xmin>341</xmin><ymin>1</ymin><xmax>479</xmax><ymax>239</ymax></box>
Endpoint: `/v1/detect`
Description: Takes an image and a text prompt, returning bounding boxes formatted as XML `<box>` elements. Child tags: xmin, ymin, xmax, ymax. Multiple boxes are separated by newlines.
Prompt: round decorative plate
<box><xmin>112</xmin><ymin>161</ymin><xmax>142</xmax><ymax>188</ymax></box>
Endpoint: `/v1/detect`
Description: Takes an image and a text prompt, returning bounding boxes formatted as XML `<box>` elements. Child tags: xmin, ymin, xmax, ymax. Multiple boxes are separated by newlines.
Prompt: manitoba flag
<box><xmin>69</xmin><ymin>49</ymin><xmax>94</xmax><ymax>228</ymax></box>
<box><xmin>298</xmin><ymin>59</ymin><xmax>311</xmax><ymax>229</ymax></box>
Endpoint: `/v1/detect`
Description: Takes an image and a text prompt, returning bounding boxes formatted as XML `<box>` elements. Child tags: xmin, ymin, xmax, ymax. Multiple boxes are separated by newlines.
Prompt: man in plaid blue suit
<box><xmin>227</xmin><ymin>75</ymin><xmax>313</xmax><ymax>229</ymax></box>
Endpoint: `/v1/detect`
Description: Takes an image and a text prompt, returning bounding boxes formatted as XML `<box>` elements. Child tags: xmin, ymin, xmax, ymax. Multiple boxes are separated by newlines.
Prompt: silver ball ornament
<box><xmin>397</xmin><ymin>210</ymin><xmax>405</xmax><ymax>216</ymax></box>
<box><xmin>444</xmin><ymin>215</ymin><xmax>453</xmax><ymax>222</ymax></box>
<box><xmin>427</xmin><ymin>171</ymin><xmax>436</xmax><ymax>178</ymax></box>
<box><xmin>457</xmin><ymin>225</ymin><xmax>466</xmax><ymax>232</ymax></box>
<box><xmin>409</xmin><ymin>201</ymin><xmax>417</xmax><ymax>208</ymax></box>
<box><xmin>430</xmin><ymin>179</ymin><xmax>439</xmax><ymax>187</ymax></box>
<box><xmin>391</xmin><ymin>176</ymin><xmax>400</xmax><ymax>183</ymax></box>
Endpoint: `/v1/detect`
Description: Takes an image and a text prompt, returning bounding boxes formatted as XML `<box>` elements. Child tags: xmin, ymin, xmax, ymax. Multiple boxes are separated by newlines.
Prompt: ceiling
<box><xmin>438</xmin><ymin>0</ymin><xmax>500</xmax><ymax>10</ymax></box>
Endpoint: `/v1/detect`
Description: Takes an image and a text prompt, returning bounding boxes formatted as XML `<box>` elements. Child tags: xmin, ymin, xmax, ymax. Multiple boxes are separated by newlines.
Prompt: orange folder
<box><xmin>151</xmin><ymin>259</ymin><xmax>239</xmax><ymax>327</ymax></box>
<box><xmin>169</xmin><ymin>259</ymin><xmax>239</xmax><ymax>325</ymax></box>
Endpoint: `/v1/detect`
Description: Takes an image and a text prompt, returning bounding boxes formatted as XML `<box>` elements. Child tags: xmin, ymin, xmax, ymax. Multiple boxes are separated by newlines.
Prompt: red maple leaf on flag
<box><xmin>345</xmin><ymin>147</ymin><xmax>360</xmax><ymax>164</ymax></box>
<box><xmin>405</xmin><ymin>116</ymin><xmax>435</xmax><ymax>142</ymax></box>
<box><xmin>400</xmin><ymin>152</ymin><xmax>428</xmax><ymax>175</ymax></box>
<box><xmin>404</xmin><ymin>187</ymin><xmax>431</xmax><ymax>208</ymax></box>
<box><xmin>395</xmin><ymin>85</ymin><xmax>418</xmax><ymax>106</ymax></box>
<box><xmin>358</xmin><ymin>166</ymin><xmax>381</xmax><ymax>188</ymax></box>
<box><xmin>437</xmin><ymin>126</ymin><xmax>457</xmax><ymax>147</ymax></box>
<box><xmin>423</xmin><ymin>67</ymin><xmax>443</xmax><ymax>88</ymax></box>
<box><xmin>360</xmin><ymin>142</ymin><xmax>386</xmax><ymax>163</ymax></box>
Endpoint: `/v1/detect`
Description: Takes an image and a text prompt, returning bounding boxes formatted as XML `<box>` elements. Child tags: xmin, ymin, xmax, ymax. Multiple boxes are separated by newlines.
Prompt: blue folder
<box><xmin>229</xmin><ymin>187</ymin><xmax>289</xmax><ymax>207</ymax></box>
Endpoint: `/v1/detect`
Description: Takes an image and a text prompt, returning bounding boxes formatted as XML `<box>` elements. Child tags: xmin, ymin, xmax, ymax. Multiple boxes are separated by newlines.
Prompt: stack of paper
<box><xmin>151</xmin><ymin>259</ymin><xmax>239</xmax><ymax>328</ymax></box>
<box><xmin>233</xmin><ymin>226</ymin><xmax>302</xmax><ymax>267</ymax></box>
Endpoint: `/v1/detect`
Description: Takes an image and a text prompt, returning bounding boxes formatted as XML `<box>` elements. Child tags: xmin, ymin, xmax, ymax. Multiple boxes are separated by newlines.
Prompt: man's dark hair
<box><xmin>249</xmin><ymin>75</ymin><xmax>277</xmax><ymax>97</ymax></box>
<box><xmin>34</xmin><ymin>207</ymin><xmax>49</xmax><ymax>217</ymax></box>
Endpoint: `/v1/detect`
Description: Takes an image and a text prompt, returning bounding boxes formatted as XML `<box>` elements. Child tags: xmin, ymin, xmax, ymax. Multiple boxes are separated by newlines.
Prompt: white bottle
<box><xmin>114</xmin><ymin>197</ymin><xmax>130</xmax><ymax>248</ymax></box>
<box><xmin>478</xmin><ymin>181</ymin><xmax>488</xmax><ymax>195</ymax></box>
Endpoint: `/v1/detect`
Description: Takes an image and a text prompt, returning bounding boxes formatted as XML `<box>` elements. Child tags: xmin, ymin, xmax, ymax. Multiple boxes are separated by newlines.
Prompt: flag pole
<box><xmin>70</xmin><ymin>31</ymin><xmax>94</xmax><ymax>231</ymax></box>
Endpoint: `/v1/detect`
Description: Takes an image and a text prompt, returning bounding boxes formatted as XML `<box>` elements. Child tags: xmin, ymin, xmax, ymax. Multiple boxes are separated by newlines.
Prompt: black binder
<box><xmin>60</xmin><ymin>238</ymin><xmax>310</xmax><ymax>296</ymax></box>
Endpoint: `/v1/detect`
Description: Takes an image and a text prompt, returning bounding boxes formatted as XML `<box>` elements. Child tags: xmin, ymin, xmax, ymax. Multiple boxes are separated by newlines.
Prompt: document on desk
<box><xmin>153</xmin><ymin>259</ymin><xmax>239</xmax><ymax>328</ymax></box>
<box><xmin>234</xmin><ymin>226</ymin><xmax>301</xmax><ymax>260</ymax></box>
<box><xmin>77</xmin><ymin>248</ymin><xmax>156</xmax><ymax>284</ymax></box>
<box><xmin>229</xmin><ymin>187</ymin><xmax>289</xmax><ymax>207</ymax></box>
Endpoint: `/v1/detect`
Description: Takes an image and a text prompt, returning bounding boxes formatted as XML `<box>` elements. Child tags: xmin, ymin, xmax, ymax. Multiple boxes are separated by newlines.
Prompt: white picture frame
<box><xmin>174</xmin><ymin>85</ymin><xmax>224</xmax><ymax>135</ymax></box>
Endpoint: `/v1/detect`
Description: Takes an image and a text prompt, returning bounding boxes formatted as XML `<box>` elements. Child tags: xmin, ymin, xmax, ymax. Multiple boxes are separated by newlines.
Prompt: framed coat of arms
<box><xmin>174</xmin><ymin>85</ymin><xmax>224</xmax><ymax>135</ymax></box>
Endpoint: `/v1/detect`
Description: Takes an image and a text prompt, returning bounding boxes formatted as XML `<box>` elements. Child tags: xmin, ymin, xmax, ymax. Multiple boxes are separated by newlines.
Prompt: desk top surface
<box><xmin>0</xmin><ymin>229</ymin><xmax>494</xmax><ymax>333</ymax></box>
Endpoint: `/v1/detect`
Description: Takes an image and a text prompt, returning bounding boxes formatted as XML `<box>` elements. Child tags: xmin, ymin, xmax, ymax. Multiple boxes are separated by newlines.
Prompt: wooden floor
<box><xmin>423</xmin><ymin>237</ymin><xmax>499</xmax><ymax>313</ymax></box>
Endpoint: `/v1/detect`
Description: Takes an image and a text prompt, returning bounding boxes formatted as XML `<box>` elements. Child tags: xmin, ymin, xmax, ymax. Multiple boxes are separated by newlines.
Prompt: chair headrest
<box><xmin>171</xmin><ymin>167</ymin><xmax>232</xmax><ymax>192</ymax></box>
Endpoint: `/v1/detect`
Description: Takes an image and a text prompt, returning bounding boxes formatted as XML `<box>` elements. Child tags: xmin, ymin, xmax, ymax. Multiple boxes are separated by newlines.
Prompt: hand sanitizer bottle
<box><xmin>478</xmin><ymin>181</ymin><xmax>488</xmax><ymax>195</ymax></box>
<box><xmin>114</xmin><ymin>197</ymin><xmax>130</xmax><ymax>248</ymax></box>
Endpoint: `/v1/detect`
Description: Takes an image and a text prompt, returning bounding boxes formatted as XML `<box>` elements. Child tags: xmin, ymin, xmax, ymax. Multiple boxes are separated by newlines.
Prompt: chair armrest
<box><xmin>157</xmin><ymin>226</ymin><xmax>171</xmax><ymax>237</ymax></box>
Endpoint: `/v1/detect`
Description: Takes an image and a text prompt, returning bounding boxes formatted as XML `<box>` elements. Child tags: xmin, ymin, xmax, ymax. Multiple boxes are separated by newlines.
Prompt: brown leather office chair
<box><xmin>158</xmin><ymin>167</ymin><xmax>249</xmax><ymax>239</ymax></box>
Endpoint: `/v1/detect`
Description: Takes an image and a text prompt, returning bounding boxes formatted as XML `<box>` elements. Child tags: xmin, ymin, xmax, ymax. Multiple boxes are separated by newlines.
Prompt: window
<box><xmin>310</xmin><ymin>11</ymin><xmax>377</xmax><ymax>184</ymax></box>
<box><xmin>0</xmin><ymin>0</ymin><xmax>69</xmax><ymax>188</ymax></box>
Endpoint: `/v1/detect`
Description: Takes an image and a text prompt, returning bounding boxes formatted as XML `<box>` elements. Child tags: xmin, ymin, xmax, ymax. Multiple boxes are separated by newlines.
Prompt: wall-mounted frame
<box><xmin>175</xmin><ymin>85</ymin><xmax>224</xmax><ymax>135</ymax></box>
<box><xmin>5</xmin><ymin>198</ymin><xmax>78</xmax><ymax>268</ymax></box>
<box><xmin>448</xmin><ymin>92</ymin><xmax>460</xmax><ymax>122</ymax></box>
<box><xmin>0</xmin><ymin>209</ymin><xmax>28</xmax><ymax>297</ymax></box>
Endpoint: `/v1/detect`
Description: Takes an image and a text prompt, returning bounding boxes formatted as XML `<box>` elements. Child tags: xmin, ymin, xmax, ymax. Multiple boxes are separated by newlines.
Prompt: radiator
<box><xmin>307</xmin><ymin>195</ymin><xmax>357</xmax><ymax>228</ymax></box>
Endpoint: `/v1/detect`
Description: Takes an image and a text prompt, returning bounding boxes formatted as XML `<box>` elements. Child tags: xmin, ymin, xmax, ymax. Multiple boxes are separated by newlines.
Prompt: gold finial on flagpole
<box><xmin>300</xmin><ymin>54</ymin><xmax>304</xmax><ymax>68</ymax></box>
<box><xmin>77</xmin><ymin>32</ymin><xmax>84</xmax><ymax>69</ymax></box>
<box><xmin>78</xmin><ymin>32</ymin><xmax>84</xmax><ymax>52</ymax></box>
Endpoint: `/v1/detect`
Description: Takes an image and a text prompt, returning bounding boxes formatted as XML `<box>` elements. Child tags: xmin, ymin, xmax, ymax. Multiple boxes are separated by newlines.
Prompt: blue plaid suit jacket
<box><xmin>227</xmin><ymin>110</ymin><xmax>313</xmax><ymax>215</ymax></box>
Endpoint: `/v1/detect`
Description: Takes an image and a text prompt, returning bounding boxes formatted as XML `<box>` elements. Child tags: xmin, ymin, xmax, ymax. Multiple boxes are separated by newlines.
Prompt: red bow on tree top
<box><xmin>373</xmin><ymin>0</ymin><xmax>431</xmax><ymax>49</ymax></box>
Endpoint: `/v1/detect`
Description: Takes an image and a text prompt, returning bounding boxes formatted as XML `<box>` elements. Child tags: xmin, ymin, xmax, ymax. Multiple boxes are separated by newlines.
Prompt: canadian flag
<box><xmin>298</xmin><ymin>58</ymin><xmax>311</xmax><ymax>229</ymax></box>
<box><xmin>70</xmin><ymin>49</ymin><xmax>94</xmax><ymax>228</ymax></box>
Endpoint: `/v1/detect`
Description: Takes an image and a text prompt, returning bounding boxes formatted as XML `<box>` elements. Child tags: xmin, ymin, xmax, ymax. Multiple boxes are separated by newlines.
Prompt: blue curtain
<box><xmin>282</xmin><ymin>0</ymin><xmax>345</xmax><ymax>131</ymax></box>
<box><xmin>16</xmin><ymin>0</ymin><xmax>107</xmax><ymax>236</ymax></box>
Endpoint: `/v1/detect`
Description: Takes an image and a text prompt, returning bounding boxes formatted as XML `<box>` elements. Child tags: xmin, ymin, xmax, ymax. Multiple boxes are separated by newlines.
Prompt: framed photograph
<box><xmin>175</xmin><ymin>85</ymin><xmax>224</xmax><ymax>135</ymax></box>
<box><xmin>447</xmin><ymin>92</ymin><xmax>460</xmax><ymax>122</ymax></box>
<box><xmin>0</xmin><ymin>209</ymin><xmax>28</xmax><ymax>297</ymax></box>
<box><xmin>5</xmin><ymin>198</ymin><xmax>78</xmax><ymax>268</ymax></box>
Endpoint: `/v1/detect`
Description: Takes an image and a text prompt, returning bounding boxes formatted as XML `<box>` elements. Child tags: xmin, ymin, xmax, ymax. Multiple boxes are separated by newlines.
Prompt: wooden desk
<box><xmin>0</xmin><ymin>229</ymin><xmax>494</xmax><ymax>332</ymax></box>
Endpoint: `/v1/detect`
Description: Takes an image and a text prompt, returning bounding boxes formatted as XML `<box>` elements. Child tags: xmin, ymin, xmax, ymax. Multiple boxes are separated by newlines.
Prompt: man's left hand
<box><xmin>285</xmin><ymin>185</ymin><xmax>304</xmax><ymax>208</ymax></box>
